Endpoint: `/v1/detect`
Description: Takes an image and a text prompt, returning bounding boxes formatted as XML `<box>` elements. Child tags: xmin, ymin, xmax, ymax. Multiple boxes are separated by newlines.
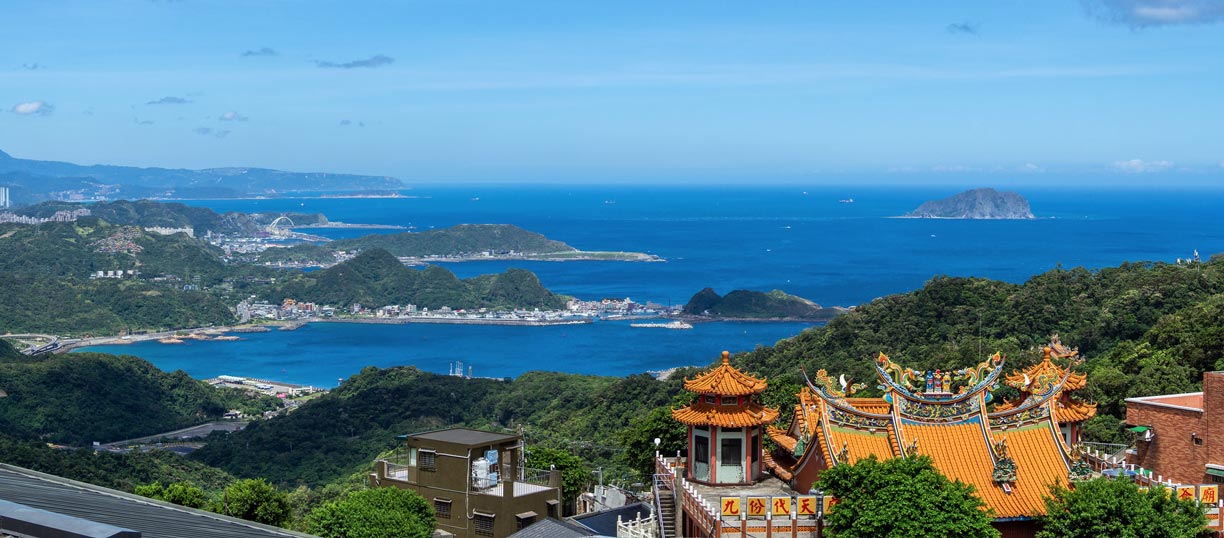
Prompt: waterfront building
<box><xmin>372</xmin><ymin>427</ymin><xmax>563</xmax><ymax>538</ymax></box>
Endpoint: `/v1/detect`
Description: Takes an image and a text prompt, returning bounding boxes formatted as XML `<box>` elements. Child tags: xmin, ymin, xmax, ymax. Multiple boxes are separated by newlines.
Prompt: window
<box><xmin>430</xmin><ymin>498</ymin><xmax>450</xmax><ymax>518</ymax></box>
<box><xmin>704</xmin><ymin>395</ymin><xmax>716</xmax><ymax>404</ymax></box>
<box><xmin>1194</xmin><ymin>436</ymin><xmax>1204</xmax><ymax>446</ymax></box>
<box><xmin>408</xmin><ymin>447</ymin><xmax>417</xmax><ymax>466</ymax></box>
<box><xmin>721</xmin><ymin>396</ymin><xmax>738</xmax><ymax>406</ymax></box>
<box><xmin>474</xmin><ymin>513</ymin><xmax>495</xmax><ymax>536</ymax></box>
<box><xmin>1212</xmin><ymin>475</ymin><xmax>1224</xmax><ymax>484</ymax></box>
<box><xmin>419</xmin><ymin>450</ymin><xmax>437</xmax><ymax>471</ymax></box>
<box><xmin>721</xmin><ymin>438</ymin><xmax>742</xmax><ymax>466</ymax></box>
<box><xmin>694</xmin><ymin>435</ymin><xmax>709</xmax><ymax>464</ymax></box>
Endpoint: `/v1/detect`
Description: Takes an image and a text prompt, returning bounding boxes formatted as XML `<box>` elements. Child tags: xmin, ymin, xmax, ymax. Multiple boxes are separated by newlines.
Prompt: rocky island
<box><xmin>904</xmin><ymin>188</ymin><xmax>1034</xmax><ymax>219</ymax></box>
<box><xmin>681</xmin><ymin>288</ymin><xmax>845</xmax><ymax>321</ymax></box>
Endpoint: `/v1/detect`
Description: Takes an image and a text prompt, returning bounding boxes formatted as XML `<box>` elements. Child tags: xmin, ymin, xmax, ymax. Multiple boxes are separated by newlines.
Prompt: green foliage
<box><xmin>617</xmin><ymin>404</ymin><xmax>689</xmax><ymax>479</ymax></box>
<box><xmin>817</xmin><ymin>455</ymin><xmax>999</xmax><ymax>538</ymax></box>
<box><xmin>218</xmin><ymin>478</ymin><xmax>292</xmax><ymax>527</ymax></box>
<box><xmin>308</xmin><ymin>487</ymin><xmax>435</xmax><ymax>538</ymax></box>
<box><xmin>193</xmin><ymin>367</ymin><xmax>681</xmax><ymax>487</ymax></box>
<box><xmin>135</xmin><ymin>480</ymin><xmax>210</xmax><ymax>508</ymax></box>
<box><xmin>0</xmin><ymin>435</ymin><xmax>236</xmax><ymax>492</ymax></box>
<box><xmin>526</xmin><ymin>446</ymin><xmax>592</xmax><ymax>508</ymax></box>
<box><xmin>1037</xmin><ymin>478</ymin><xmax>1207</xmax><ymax>538</ymax></box>
<box><xmin>0</xmin><ymin>352</ymin><xmax>277</xmax><ymax>445</ymax></box>
<box><xmin>265</xmin><ymin>249</ymin><xmax>568</xmax><ymax>310</ymax></box>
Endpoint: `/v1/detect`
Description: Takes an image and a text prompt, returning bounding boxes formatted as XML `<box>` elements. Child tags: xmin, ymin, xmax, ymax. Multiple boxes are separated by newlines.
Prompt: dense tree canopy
<box><xmin>308</xmin><ymin>487</ymin><xmax>435</xmax><ymax>538</ymax></box>
<box><xmin>1037</xmin><ymin>478</ymin><xmax>1206</xmax><ymax>538</ymax></box>
<box><xmin>219</xmin><ymin>478</ymin><xmax>292</xmax><ymax>527</ymax></box>
<box><xmin>816</xmin><ymin>455</ymin><xmax>999</xmax><ymax>538</ymax></box>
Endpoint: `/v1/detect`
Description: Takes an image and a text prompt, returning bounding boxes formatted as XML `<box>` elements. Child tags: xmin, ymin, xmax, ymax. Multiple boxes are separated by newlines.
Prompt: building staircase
<box><xmin>653</xmin><ymin>473</ymin><xmax>678</xmax><ymax>538</ymax></box>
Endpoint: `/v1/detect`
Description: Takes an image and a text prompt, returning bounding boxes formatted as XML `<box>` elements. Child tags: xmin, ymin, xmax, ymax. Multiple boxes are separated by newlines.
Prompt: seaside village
<box><xmin>7</xmin><ymin>336</ymin><xmax>1224</xmax><ymax>538</ymax></box>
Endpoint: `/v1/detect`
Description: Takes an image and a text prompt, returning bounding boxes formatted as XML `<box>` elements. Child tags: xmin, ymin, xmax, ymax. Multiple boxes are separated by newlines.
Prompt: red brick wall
<box><xmin>1127</xmin><ymin>398</ymin><xmax>1206</xmax><ymax>484</ymax></box>
<box><xmin>1206</xmin><ymin>373</ymin><xmax>1224</xmax><ymax>469</ymax></box>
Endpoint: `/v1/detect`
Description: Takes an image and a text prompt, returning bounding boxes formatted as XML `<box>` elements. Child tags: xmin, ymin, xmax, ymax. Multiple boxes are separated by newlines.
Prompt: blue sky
<box><xmin>2</xmin><ymin>0</ymin><xmax>1223</xmax><ymax>184</ymax></box>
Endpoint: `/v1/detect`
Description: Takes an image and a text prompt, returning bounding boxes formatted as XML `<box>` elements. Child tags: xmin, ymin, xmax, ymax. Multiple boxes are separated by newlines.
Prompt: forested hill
<box><xmin>13</xmin><ymin>199</ymin><xmax>328</xmax><ymax>235</ymax></box>
<box><xmin>265</xmin><ymin>248</ymin><xmax>570</xmax><ymax>310</ymax></box>
<box><xmin>0</xmin><ymin>352</ymin><xmax>278</xmax><ymax>445</ymax></box>
<box><xmin>0</xmin><ymin>148</ymin><xmax>403</xmax><ymax>203</ymax></box>
<box><xmin>904</xmin><ymin>188</ymin><xmax>1034</xmax><ymax>219</ymax></box>
<box><xmin>682</xmin><ymin>288</ymin><xmax>842</xmax><ymax>320</ymax></box>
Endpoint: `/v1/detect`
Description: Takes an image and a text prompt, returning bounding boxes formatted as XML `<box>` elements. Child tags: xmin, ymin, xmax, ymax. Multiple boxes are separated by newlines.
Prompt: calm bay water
<box><xmin>77</xmin><ymin>185</ymin><xmax>1224</xmax><ymax>385</ymax></box>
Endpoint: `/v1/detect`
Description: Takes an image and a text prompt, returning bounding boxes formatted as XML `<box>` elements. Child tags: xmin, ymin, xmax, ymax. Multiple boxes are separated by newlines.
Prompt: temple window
<box><xmin>722</xmin><ymin>396</ymin><xmax>738</xmax><ymax>406</ymax></box>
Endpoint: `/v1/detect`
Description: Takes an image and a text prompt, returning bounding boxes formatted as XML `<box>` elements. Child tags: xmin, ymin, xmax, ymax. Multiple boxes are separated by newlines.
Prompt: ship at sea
<box><xmin>629</xmin><ymin>320</ymin><xmax>693</xmax><ymax>330</ymax></box>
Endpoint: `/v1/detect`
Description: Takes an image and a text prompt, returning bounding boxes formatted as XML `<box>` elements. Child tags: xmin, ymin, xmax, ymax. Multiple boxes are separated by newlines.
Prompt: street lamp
<box><xmin>812</xmin><ymin>488</ymin><xmax>824</xmax><ymax>538</ymax></box>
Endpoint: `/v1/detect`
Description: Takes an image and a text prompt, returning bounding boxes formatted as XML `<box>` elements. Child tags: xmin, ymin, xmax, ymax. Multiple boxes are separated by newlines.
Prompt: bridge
<box><xmin>2</xmin><ymin>334</ymin><xmax>60</xmax><ymax>355</ymax></box>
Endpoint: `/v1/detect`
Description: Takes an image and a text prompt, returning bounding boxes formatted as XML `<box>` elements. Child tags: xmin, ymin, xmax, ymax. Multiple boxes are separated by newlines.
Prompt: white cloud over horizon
<box><xmin>1113</xmin><ymin>158</ymin><xmax>1175</xmax><ymax>173</ymax></box>
<box><xmin>11</xmin><ymin>100</ymin><xmax>53</xmax><ymax>116</ymax></box>
<box><xmin>1082</xmin><ymin>0</ymin><xmax>1224</xmax><ymax>27</ymax></box>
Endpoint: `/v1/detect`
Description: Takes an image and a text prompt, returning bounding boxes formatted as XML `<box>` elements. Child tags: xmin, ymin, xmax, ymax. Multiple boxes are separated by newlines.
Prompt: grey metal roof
<box><xmin>569</xmin><ymin>503</ymin><xmax>652</xmax><ymax>537</ymax></box>
<box><xmin>0</xmin><ymin>464</ymin><xmax>316</xmax><ymax>538</ymax></box>
<box><xmin>405</xmin><ymin>428</ymin><xmax>519</xmax><ymax>447</ymax></box>
<box><xmin>506</xmin><ymin>518</ymin><xmax>604</xmax><ymax>538</ymax></box>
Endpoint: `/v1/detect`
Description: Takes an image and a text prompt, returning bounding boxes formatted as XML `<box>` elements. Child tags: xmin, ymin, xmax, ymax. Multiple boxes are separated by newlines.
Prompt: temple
<box><xmin>762</xmin><ymin>340</ymin><xmax>1097</xmax><ymax>537</ymax></box>
<box><xmin>672</xmin><ymin>351</ymin><xmax>779</xmax><ymax>485</ymax></box>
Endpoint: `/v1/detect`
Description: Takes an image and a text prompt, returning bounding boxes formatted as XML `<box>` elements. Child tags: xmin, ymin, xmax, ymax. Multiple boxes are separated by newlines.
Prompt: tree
<box><xmin>133</xmin><ymin>481</ymin><xmax>209</xmax><ymax>509</ymax></box>
<box><xmin>308</xmin><ymin>487</ymin><xmax>435</xmax><ymax>538</ymax></box>
<box><xmin>526</xmin><ymin>446</ymin><xmax>592</xmax><ymax>512</ymax></box>
<box><xmin>816</xmin><ymin>455</ymin><xmax>999</xmax><ymax>538</ymax></box>
<box><xmin>1037</xmin><ymin>478</ymin><xmax>1206</xmax><ymax>538</ymax></box>
<box><xmin>617</xmin><ymin>404</ymin><xmax>688</xmax><ymax>480</ymax></box>
<box><xmin>219</xmin><ymin>478</ymin><xmax>291</xmax><ymax>527</ymax></box>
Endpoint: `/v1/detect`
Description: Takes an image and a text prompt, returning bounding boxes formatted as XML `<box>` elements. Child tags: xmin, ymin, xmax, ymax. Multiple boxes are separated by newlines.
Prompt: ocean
<box><xmin>76</xmin><ymin>185</ymin><xmax>1224</xmax><ymax>386</ymax></box>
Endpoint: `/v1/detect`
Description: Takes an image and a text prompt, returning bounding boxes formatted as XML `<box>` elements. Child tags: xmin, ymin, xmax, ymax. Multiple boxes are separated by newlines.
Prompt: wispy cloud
<box><xmin>193</xmin><ymin>127</ymin><xmax>230</xmax><ymax>138</ymax></box>
<box><xmin>134</xmin><ymin>117</ymin><xmax>154</xmax><ymax>125</ymax></box>
<box><xmin>1113</xmin><ymin>158</ymin><xmax>1174</xmax><ymax>173</ymax></box>
<box><xmin>241</xmin><ymin>47</ymin><xmax>277</xmax><ymax>57</ymax></box>
<box><xmin>20</xmin><ymin>63</ymin><xmax>43</xmax><ymax>70</ymax></box>
<box><xmin>1082</xmin><ymin>0</ymin><xmax>1224</xmax><ymax>26</ymax></box>
<box><xmin>315</xmin><ymin>54</ymin><xmax>394</xmax><ymax>69</ymax></box>
<box><xmin>11</xmin><ymin>100</ymin><xmax>53</xmax><ymax>116</ymax></box>
<box><xmin>946</xmin><ymin>22</ymin><xmax>979</xmax><ymax>35</ymax></box>
<box><xmin>218</xmin><ymin>111</ymin><xmax>248</xmax><ymax>122</ymax></box>
<box><xmin>339</xmin><ymin>119</ymin><xmax>365</xmax><ymax>127</ymax></box>
<box><xmin>147</xmin><ymin>96</ymin><xmax>191</xmax><ymax>105</ymax></box>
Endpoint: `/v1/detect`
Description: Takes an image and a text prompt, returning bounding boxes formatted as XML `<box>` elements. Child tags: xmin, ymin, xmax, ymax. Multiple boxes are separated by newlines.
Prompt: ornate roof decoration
<box><xmin>683</xmin><ymin>351</ymin><xmax>769</xmax><ymax>396</ymax></box>
<box><xmin>991</xmin><ymin>437</ymin><xmax>1017</xmax><ymax>485</ymax></box>
<box><xmin>808</xmin><ymin>368</ymin><xmax>866</xmax><ymax>398</ymax></box>
<box><xmin>875</xmin><ymin>351</ymin><xmax>1004</xmax><ymax>403</ymax></box>
<box><xmin>998</xmin><ymin>335</ymin><xmax>1095</xmax><ymax>424</ymax></box>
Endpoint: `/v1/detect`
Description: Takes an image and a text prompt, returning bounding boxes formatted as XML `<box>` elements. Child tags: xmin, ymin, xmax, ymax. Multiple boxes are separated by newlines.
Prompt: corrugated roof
<box><xmin>0</xmin><ymin>464</ymin><xmax>315</xmax><ymax>538</ymax></box>
<box><xmin>406</xmin><ymin>427</ymin><xmax>519</xmax><ymax>447</ymax></box>
<box><xmin>683</xmin><ymin>352</ymin><xmax>768</xmax><ymax>396</ymax></box>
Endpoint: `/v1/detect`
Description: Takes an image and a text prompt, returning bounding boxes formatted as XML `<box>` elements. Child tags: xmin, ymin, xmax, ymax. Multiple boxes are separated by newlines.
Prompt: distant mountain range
<box><xmin>904</xmin><ymin>188</ymin><xmax>1034</xmax><ymax>219</ymax></box>
<box><xmin>0</xmin><ymin>149</ymin><xmax>404</xmax><ymax>204</ymax></box>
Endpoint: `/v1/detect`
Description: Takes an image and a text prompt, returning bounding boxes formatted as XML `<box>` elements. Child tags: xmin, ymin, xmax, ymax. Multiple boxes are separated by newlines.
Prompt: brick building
<box><xmin>1126</xmin><ymin>371</ymin><xmax>1224</xmax><ymax>485</ymax></box>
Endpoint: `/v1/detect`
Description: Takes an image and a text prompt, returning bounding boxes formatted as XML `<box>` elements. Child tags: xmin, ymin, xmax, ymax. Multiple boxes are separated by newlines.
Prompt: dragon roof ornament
<box><xmin>875</xmin><ymin>351</ymin><xmax>1005</xmax><ymax>403</ymax></box>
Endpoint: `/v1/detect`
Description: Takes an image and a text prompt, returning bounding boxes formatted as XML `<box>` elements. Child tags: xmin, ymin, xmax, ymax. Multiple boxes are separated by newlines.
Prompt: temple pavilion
<box><xmin>763</xmin><ymin>339</ymin><xmax>1097</xmax><ymax>537</ymax></box>
<box><xmin>672</xmin><ymin>351</ymin><xmax>779</xmax><ymax>485</ymax></box>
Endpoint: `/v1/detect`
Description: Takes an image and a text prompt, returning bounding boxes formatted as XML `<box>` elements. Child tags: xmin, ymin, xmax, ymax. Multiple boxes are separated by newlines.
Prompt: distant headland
<box><xmin>681</xmin><ymin>287</ymin><xmax>845</xmax><ymax>321</ymax></box>
<box><xmin>903</xmin><ymin>188</ymin><xmax>1034</xmax><ymax>219</ymax></box>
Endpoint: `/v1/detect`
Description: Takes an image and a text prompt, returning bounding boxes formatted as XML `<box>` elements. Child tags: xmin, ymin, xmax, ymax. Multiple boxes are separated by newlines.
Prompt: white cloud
<box><xmin>1018</xmin><ymin>163</ymin><xmax>1045</xmax><ymax>173</ymax></box>
<box><xmin>1083</xmin><ymin>0</ymin><xmax>1224</xmax><ymax>27</ymax></box>
<box><xmin>931</xmin><ymin>164</ymin><xmax>977</xmax><ymax>173</ymax></box>
<box><xmin>1113</xmin><ymin>158</ymin><xmax>1175</xmax><ymax>173</ymax></box>
<box><xmin>11</xmin><ymin>100</ymin><xmax>53</xmax><ymax>116</ymax></box>
<box><xmin>219</xmin><ymin>111</ymin><xmax>248</xmax><ymax>122</ymax></box>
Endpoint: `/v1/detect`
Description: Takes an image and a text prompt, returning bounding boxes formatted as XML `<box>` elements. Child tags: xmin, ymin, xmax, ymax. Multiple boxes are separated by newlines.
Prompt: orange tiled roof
<box><xmin>762</xmin><ymin>450</ymin><xmax>796</xmax><ymax>481</ymax></box>
<box><xmin>844</xmin><ymin>397</ymin><xmax>891</xmax><ymax>414</ymax></box>
<box><xmin>767</xmin><ymin>425</ymin><xmax>798</xmax><ymax>452</ymax></box>
<box><xmin>671</xmin><ymin>402</ymin><xmax>779</xmax><ymax>428</ymax></box>
<box><xmin>824</xmin><ymin>424</ymin><xmax>896</xmax><ymax>465</ymax></box>
<box><xmin>1055</xmin><ymin>399</ymin><xmax>1097</xmax><ymax>423</ymax></box>
<box><xmin>683</xmin><ymin>351</ymin><xmax>768</xmax><ymax>396</ymax></box>
<box><xmin>987</xmin><ymin>424</ymin><xmax>1072</xmax><ymax>518</ymax></box>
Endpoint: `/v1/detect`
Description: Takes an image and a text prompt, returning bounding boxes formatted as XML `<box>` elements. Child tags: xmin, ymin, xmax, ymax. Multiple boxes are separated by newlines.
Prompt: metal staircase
<box><xmin>653</xmin><ymin>473</ymin><xmax>678</xmax><ymax>538</ymax></box>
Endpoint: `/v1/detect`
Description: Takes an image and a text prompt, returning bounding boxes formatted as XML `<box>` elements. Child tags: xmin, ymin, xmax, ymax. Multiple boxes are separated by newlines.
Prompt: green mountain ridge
<box><xmin>682</xmin><ymin>287</ymin><xmax>841</xmax><ymax>319</ymax></box>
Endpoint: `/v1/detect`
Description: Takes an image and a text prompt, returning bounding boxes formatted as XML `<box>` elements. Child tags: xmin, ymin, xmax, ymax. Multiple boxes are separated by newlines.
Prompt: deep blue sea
<box><xmin>77</xmin><ymin>185</ymin><xmax>1224</xmax><ymax>387</ymax></box>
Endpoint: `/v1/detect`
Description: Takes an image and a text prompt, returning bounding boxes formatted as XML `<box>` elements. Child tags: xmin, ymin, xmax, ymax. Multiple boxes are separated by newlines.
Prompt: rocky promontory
<box><xmin>904</xmin><ymin>188</ymin><xmax>1034</xmax><ymax>219</ymax></box>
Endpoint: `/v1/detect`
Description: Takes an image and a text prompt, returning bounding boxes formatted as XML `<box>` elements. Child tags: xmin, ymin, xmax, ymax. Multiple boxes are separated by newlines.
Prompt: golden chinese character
<box><xmin>721</xmin><ymin>498</ymin><xmax>741</xmax><ymax>517</ymax></box>
<box><xmin>772</xmin><ymin>497</ymin><xmax>790</xmax><ymax>515</ymax></box>
<box><xmin>797</xmin><ymin>497</ymin><xmax>816</xmax><ymax>515</ymax></box>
